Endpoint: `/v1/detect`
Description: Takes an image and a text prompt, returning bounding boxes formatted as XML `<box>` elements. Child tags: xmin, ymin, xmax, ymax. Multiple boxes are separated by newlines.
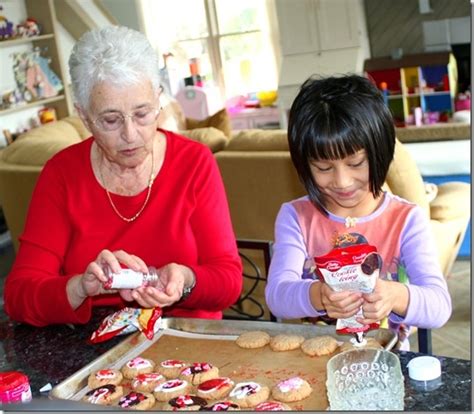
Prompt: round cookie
<box><xmin>122</xmin><ymin>357</ymin><xmax>156</xmax><ymax>379</ymax></box>
<box><xmin>197</xmin><ymin>377</ymin><xmax>234</xmax><ymax>400</ymax></box>
<box><xmin>255</xmin><ymin>401</ymin><xmax>291</xmax><ymax>411</ymax></box>
<box><xmin>82</xmin><ymin>384</ymin><xmax>123</xmax><ymax>405</ymax></box>
<box><xmin>117</xmin><ymin>391</ymin><xmax>155</xmax><ymax>410</ymax></box>
<box><xmin>301</xmin><ymin>336</ymin><xmax>339</xmax><ymax>356</ymax></box>
<box><xmin>205</xmin><ymin>400</ymin><xmax>240</xmax><ymax>411</ymax></box>
<box><xmin>158</xmin><ymin>359</ymin><xmax>188</xmax><ymax>379</ymax></box>
<box><xmin>154</xmin><ymin>379</ymin><xmax>192</xmax><ymax>402</ymax></box>
<box><xmin>131</xmin><ymin>372</ymin><xmax>166</xmax><ymax>393</ymax></box>
<box><xmin>229</xmin><ymin>381</ymin><xmax>270</xmax><ymax>408</ymax></box>
<box><xmin>338</xmin><ymin>337</ymin><xmax>383</xmax><ymax>353</ymax></box>
<box><xmin>269</xmin><ymin>334</ymin><xmax>305</xmax><ymax>351</ymax></box>
<box><xmin>163</xmin><ymin>394</ymin><xmax>208</xmax><ymax>411</ymax></box>
<box><xmin>179</xmin><ymin>362</ymin><xmax>219</xmax><ymax>385</ymax></box>
<box><xmin>271</xmin><ymin>376</ymin><xmax>312</xmax><ymax>403</ymax></box>
<box><xmin>87</xmin><ymin>368</ymin><xmax>123</xmax><ymax>389</ymax></box>
<box><xmin>236</xmin><ymin>331</ymin><xmax>271</xmax><ymax>349</ymax></box>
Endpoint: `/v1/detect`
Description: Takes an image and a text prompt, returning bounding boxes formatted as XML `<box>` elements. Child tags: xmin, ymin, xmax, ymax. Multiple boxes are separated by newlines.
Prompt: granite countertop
<box><xmin>395</xmin><ymin>122</ymin><xmax>470</xmax><ymax>143</ymax></box>
<box><xmin>0</xmin><ymin>308</ymin><xmax>471</xmax><ymax>411</ymax></box>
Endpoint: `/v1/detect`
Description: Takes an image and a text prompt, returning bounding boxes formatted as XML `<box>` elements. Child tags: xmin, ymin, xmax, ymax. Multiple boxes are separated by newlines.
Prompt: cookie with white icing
<box><xmin>204</xmin><ymin>400</ymin><xmax>240</xmax><ymax>411</ymax></box>
<box><xmin>338</xmin><ymin>337</ymin><xmax>383</xmax><ymax>353</ymax></box>
<box><xmin>179</xmin><ymin>362</ymin><xmax>219</xmax><ymax>385</ymax></box>
<box><xmin>229</xmin><ymin>381</ymin><xmax>270</xmax><ymax>408</ymax></box>
<box><xmin>163</xmin><ymin>394</ymin><xmax>208</xmax><ymax>411</ymax></box>
<box><xmin>121</xmin><ymin>357</ymin><xmax>156</xmax><ymax>379</ymax></box>
<box><xmin>87</xmin><ymin>368</ymin><xmax>123</xmax><ymax>389</ymax></box>
<box><xmin>255</xmin><ymin>400</ymin><xmax>292</xmax><ymax>411</ymax></box>
<box><xmin>197</xmin><ymin>377</ymin><xmax>234</xmax><ymax>400</ymax></box>
<box><xmin>117</xmin><ymin>391</ymin><xmax>155</xmax><ymax>410</ymax></box>
<box><xmin>153</xmin><ymin>379</ymin><xmax>192</xmax><ymax>402</ymax></box>
<box><xmin>271</xmin><ymin>376</ymin><xmax>312</xmax><ymax>402</ymax></box>
<box><xmin>158</xmin><ymin>359</ymin><xmax>188</xmax><ymax>379</ymax></box>
<box><xmin>131</xmin><ymin>372</ymin><xmax>166</xmax><ymax>393</ymax></box>
<box><xmin>82</xmin><ymin>384</ymin><xmax>123</xmax><ymax>405</ymax></box>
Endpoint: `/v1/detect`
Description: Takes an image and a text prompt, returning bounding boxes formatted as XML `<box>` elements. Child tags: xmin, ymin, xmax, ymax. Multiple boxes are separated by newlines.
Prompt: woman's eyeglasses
<box><xmin>92</xmin><ymin>107</ymin><xmax>161</xmax><ymax>132</ymax></box>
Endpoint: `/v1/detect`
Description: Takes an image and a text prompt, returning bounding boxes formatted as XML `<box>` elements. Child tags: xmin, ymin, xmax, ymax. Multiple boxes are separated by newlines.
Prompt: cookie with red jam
<box><xmin>197</xmin><ymin>377</ymin><xmax>234</xmax><ymax>400</ymax></box>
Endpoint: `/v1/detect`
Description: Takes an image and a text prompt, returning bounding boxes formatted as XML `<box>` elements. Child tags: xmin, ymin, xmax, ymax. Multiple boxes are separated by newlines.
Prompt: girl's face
<box><xmin>310</xmin><ymin>150</ymin><xmax>379</xmax><ymax>217</ymax></box>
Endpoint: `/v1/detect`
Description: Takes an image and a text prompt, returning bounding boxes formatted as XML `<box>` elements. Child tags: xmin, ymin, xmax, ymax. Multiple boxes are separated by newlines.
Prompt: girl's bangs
<box><xmin>307</xmin><ymin>128</ymin><xmax>363</xmax><ymax>161</ymax></box>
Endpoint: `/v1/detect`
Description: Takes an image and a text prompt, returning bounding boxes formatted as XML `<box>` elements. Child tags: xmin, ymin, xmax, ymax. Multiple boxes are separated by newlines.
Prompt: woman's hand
<box><xmin>66</xmin><ymin>249</ymin><xmax>148</xmax><ymax>309</ymax></box>
<box><xmin>320</xmin><ymin>283</ymin><xmax>364</xmax><ymax>319</ymax></box>
<box><xmin>129</xmin><ymin>263</ymin><xmax>196</xmax><ymax>309</ymax></box>
<box><xmin>357</xmin><ymin>278</ymin><xmax>409</xmax><ymax>325</ymax></box>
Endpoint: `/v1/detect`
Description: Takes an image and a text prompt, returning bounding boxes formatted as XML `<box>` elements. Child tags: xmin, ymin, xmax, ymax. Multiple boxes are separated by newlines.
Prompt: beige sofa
<box><xmin>0</xmin><ymin>116</ymin><xmax>470</xmax><ymax>284</ymax></box>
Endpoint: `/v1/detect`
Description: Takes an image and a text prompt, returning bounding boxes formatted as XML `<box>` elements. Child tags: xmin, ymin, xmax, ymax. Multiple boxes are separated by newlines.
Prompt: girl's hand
<box><xmin>320</xmin><ymin>283</ymin><xmax>363</xmax><ymax>319</ymax></box>
<box><xmin>357</xmin><ymin>278</ymin><xmax>408</xmax><ymax>325</ymax></box>
<box><xmin>129</xmin><ymin>263</ymin><xmax>196</xmax><ymax>309</ymax></box>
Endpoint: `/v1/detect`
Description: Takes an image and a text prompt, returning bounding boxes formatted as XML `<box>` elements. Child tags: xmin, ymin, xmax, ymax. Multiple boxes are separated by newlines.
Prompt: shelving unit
<box><xmin>364</xmin><ymin>52</ymin><xmax>457</xmax><ymax>127</ymax></box>
<box><xmin>0</xmin><ymin>0</ymin><xmax>72</xmax><ymax>122</ymax></box>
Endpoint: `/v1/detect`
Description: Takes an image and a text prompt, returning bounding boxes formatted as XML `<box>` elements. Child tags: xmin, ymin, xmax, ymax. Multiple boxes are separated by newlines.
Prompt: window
<box><xmin>141</xmin><ymin>0</ymin><xmax>278</xmax><ymax>101</ymax></box>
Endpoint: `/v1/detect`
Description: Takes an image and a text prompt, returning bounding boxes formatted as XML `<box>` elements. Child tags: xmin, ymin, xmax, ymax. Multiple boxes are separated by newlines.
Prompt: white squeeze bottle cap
<box><xmin>407</xmin><ymin>356</ymin><xmax>442</xmax><ymax>381</ymax></box>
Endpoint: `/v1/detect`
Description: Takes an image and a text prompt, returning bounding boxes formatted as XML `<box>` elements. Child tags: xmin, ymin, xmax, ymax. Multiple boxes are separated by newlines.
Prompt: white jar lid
<box><xmin>407</xmin><ymin>356</ymin><xmax>441</xmax><ymax>381</ymax></box>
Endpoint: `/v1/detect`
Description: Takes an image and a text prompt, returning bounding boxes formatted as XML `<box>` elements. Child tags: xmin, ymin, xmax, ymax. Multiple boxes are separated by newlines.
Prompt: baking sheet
<box><xmin>50</xmin><ymin>317</ymin><xmax>397</xmax><ymax>410</ymax></box>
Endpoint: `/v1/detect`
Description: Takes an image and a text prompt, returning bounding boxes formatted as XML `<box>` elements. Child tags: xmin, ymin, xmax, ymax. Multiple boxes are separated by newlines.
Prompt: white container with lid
<box><xmin>407</xmin><ymin>356</ymin><xmax>442</xmax><ymax>391</ymax></box>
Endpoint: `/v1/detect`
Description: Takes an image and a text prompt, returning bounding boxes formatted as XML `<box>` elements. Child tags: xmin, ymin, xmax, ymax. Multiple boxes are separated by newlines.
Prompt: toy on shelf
<box><xmin>16</xmin><ymin>17</ymin><xmax>42</xmax><ymax>38</ymax></box>
<box><xmin>0</xmin><ymin>6</ymin><xmax>15</xmax><ymax>40</ymax></box>
<box><xmin>10</xmin><ymin>47</ymin><xmax>63</xmax><ymax>106</ymax></box>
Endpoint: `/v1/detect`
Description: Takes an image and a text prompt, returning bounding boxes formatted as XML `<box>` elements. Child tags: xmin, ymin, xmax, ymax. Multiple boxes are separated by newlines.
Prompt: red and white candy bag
<box><xmin>315</xmin><ymin>243</ymin><xmax>381</xmax><ymax>335</ymax></box>
<box><xmin>90</xmin><ymin>307</ymin><xmax>162</xmax><ymax>344</ymax></box>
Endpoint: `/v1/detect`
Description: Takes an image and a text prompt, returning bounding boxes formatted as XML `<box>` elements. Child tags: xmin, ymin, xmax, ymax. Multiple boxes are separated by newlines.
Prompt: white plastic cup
<box><xmin>326</xmin><ymin>349</ymin><xmax>405</xmax><ymax>411</ymax></box>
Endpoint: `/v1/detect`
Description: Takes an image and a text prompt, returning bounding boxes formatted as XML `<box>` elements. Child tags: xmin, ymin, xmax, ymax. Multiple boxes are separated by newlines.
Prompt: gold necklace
<box><xmin>100</xmin><ymin>149</ymin><xmax>155</xmax><ymax>223</ymax></box>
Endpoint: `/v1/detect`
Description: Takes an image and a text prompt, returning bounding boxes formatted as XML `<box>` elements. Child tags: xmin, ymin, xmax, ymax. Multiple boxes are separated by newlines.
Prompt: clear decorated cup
<box><xmin>326</xmin><ymin>348</ymin><xmax>404</xmax><ymax>411</ymax></box>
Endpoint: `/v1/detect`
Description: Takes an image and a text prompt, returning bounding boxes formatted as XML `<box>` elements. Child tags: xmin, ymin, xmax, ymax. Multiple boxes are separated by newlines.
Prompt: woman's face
<box><xmin>310</xmin><ymin>150</ymin><xmax>376</xmax><ymax>216</ymax></box>
<box><xmin>84</xmin><ymin>79</ymin><xmax>160</xmax><ymax>168</ymax></box>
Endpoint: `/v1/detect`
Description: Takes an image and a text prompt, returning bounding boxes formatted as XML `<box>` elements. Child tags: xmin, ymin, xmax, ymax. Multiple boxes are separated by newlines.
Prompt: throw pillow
<box><xmin>225</xmin><ymin>129</ymin><xmax>288</xmax><ymax>151</ymax></box>
<box><xmin>2</xmin><ymin>120</ymin><xmax>82</xmax><ymax>166</ymax></box>
<box><xmin>186</xmin><ymin>108</ymin><xmax>232</xmax><ymax>139</ymax></box>
<box><xmin>178</xmin><ymin>127</ymin><xmax>227</xmax><ymax>153</ymax></box>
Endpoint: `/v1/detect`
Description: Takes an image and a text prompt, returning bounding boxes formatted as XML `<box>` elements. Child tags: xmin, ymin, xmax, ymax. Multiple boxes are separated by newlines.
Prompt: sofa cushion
<box><xmin>430</xmin><ymin>182</ymin><xmax>471</xmax><ymax>221</ymax></box>
<box><xmin>186</xmin><ymin>108</ymin><xmax>232</xmax><ymax>139</ymax></box>
<box><xmin>159</xmin><ymin>96</ymin><xmax>187</xmax><ymax>131</ymax></box>
<box><xmin>178</xmin><ymin>127</ymin><xmax>227</xmax><ymax>153</ymax></box>
<box><xmin>385</xmin><ymin>139</ymin><xmax>430</xmax><ymax>215</ymax></box>
<box><xmin>62</xmin><ymin>116</ymin><xmax>91</xmax><ymax>139</ymax></box>
<box><xmin>1</xmin><ymin>120</ymin><xmax>82</xmax><ymax>166</ymax></box>
<box><xmin>226</xmin><ymin>129</ymin><xmax>288</xmax><ymax>151</ymax></box>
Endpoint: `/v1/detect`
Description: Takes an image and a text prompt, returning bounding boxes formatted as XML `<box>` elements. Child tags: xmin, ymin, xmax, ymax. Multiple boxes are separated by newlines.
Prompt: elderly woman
<box><xmin>4</xmin><ymin>26</ymin><xmax>242</xmax><ymax>326</ymax></box>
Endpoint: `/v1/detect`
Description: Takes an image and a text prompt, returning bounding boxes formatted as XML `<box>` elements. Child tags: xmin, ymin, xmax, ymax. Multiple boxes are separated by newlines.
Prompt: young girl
<box><xmin>265</xmin><ymin>75</ymin><xmax>451</xmax><ymax>349</ymax></box>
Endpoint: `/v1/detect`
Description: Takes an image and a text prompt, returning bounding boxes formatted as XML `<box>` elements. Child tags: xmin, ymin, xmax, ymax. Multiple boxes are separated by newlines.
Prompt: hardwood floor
<box><xmin>0</xmin><ymin>237</ymin><xmax>470</xmax><ymax>360</ymax></box>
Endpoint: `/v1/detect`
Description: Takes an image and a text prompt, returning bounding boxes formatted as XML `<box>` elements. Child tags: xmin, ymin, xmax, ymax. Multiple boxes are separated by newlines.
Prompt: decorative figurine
<box><xmin>11</xmin><ymin>48</ymin><xmax>63</xmax><ymax>102</ymax></box>
<box><xmin>16</xmin><ymin>17</ymin><xmax>41</xmax><ymax>37</ymax></box>
<box><xmin>0</xmin><ymin>6</ymin><xmax>15</xmax><ymax>40</ymax></box>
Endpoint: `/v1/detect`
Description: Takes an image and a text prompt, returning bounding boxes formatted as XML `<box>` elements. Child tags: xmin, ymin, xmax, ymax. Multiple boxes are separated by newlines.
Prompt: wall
<box><xmin>364</xmin><ymin>0</ymin><xmax>470</xmax><ymax>57</ymax></box>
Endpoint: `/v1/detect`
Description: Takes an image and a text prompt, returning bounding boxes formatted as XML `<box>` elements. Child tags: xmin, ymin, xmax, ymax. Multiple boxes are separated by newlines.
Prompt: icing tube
<box><xmin>315</xmin><ymin>243</ymin><xmax>381</xmax><ymax>335</ymax></box>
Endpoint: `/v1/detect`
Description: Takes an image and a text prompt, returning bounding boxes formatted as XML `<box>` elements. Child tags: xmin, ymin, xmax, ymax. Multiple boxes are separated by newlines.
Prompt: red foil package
<box><xmin>90</xmin><ymin>307</ymin><xmax>162</xmax><ymax>344</ymax></box>
<box><xmin>315</xmin><ymin>243</ymin><xmax>381</xmax><ymax>335</ymax></box>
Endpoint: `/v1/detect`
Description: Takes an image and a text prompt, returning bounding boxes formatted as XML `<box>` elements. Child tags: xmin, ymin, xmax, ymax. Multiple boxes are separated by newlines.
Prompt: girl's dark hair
<box><xmin>287</xmin><ymin>74</ymin><xmax>395</xmax><ymax>213</ymax></box>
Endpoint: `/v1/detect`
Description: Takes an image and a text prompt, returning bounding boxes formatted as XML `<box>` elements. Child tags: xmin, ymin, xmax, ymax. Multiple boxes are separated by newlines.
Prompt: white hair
<box><xmin>69</xmin><ymin>26</ymin><xmax>161</xmax><ymax>110</ymax></box>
